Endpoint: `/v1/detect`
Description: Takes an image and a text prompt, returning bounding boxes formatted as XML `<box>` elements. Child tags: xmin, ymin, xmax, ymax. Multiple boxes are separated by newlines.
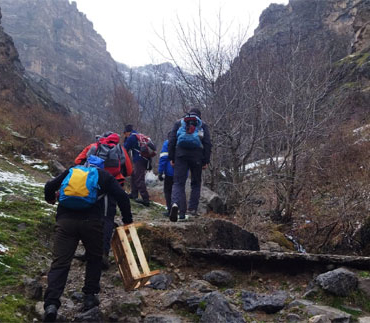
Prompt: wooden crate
<box><xmin>111</xmin><ymin>223</ymin><xmax>160</xmax><ymax>291</ymax></box>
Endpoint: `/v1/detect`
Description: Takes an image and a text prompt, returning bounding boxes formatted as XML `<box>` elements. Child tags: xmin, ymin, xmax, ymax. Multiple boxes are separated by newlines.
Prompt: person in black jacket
<box><xmin>42</xmin><ymin>163</ymin><xmax>133</xmax><ymax>322</ymax></box>
<box><xmin>168</xmin><ymin>108</ymin><xmax>212</xmax><ymax>221</ymax></box>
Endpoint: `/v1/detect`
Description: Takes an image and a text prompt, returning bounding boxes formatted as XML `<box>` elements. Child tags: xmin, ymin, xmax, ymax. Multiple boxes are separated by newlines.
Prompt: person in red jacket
<box><xmin>74</xmin><ymin>132</ymin><xmax>133</xmax><ymax>269</ymax></box>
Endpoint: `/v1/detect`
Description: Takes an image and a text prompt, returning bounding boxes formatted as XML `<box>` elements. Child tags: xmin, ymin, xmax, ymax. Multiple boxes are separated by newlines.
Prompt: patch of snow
<box><xmin>0</xmin><ymin>212</ymin><xmax>21</xmax><ymax>221</ymax></box>
<box><xmin>32</xmin><ymin>165</ymin><xmax>49</xmax><ymax>170</ymax></box>
<box><xmin>19</xmin><ymin>154</ymin><xmax>43</xmax><ymax>165</ymax></box>
<box><xmin>0</xmin><ymin>243</ymin><xmax>9</xmax><ymax>254</ymax></box>
<box><xmin>0</xmin><ymin>261</ymin><xmax>10</xmax><ymax>268</ymax></box>
<box><xmin>49</xmin><ymin>143</ymin><xmax>60</xmax><ymax>149</ymax></box>
<box><xmin>0</xmin><ymin>170</ymin><xmax>44</xmax><ymax>187</ymax></box>
<box><xmin>151</xmin><ymin>201</ymin><xmax>166</xmax><ymax>209</ymax></box>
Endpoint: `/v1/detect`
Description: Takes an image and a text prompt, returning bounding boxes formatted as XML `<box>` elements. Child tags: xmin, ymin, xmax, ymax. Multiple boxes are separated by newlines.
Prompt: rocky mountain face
<box><xmin>0</xmin><ymin>7</ymin><xmax>61</xmax><ymax>113</ymax></box>
<box><xmin>0</xmin><ymin>0</ymin><xmax>135</xmax><ymax>132</ymax></box>
<box><xmin>233</xmin><ymin>0</ymin><xmax>370</xmax><ymax>116</ymax></box>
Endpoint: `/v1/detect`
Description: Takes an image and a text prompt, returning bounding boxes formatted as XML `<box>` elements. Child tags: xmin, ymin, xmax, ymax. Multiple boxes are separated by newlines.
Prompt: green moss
<box><xmin>270</xmin><ymin>231</ymin><xmax>295</xmax><ymax>251</ymax></box>
<box><xmin>0</xmin><ymin>294</ymin><xmax>28</xmax><ymax>323</ymax></box>
<box><xmin>359</xmin><ymin>271</ymin><xmax>370</xmax><ymax>278</ymax></box>
<box><xmin>198</xmin><ymin>300</ymin><xmax>207</xmax><ymax>310</ymax></box>
<box><xmin>357</xmin><ymin>53</ymin><xmax>370</xmax><ymax>67</ymax></box>
<box><xmin>308</xmin><ymin>288</ymin><xmax>370</xmax><ymax>318</ymax></box>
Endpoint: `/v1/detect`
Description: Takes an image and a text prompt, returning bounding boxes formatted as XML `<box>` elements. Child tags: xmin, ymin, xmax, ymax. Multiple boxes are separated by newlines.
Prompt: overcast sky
<box><xmin>71</xmin><ymin>0</ymin><xmax>288</xmax><ymax>67</ymax></box>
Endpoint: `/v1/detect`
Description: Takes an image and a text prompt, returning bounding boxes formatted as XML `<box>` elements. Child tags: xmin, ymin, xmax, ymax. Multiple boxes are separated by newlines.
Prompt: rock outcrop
<box><xmin>0</xmin><ymin>0</ymin><xmax>137</xmax><ymax>130</ymax></box>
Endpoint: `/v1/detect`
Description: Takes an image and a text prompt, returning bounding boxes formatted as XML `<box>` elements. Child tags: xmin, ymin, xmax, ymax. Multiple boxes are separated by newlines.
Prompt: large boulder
<box><xmin>314</xmin><ymin>268</ymin><xmax>358</xmax><ymax>296</ymax></box>
<box><xmin>242</xmin><ymin>290</ymin><xmax>288</xmax><ymax>314</ymax></box>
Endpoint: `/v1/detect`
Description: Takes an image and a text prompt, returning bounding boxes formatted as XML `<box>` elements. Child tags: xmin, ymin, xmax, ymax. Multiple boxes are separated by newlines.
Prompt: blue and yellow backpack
<box><xmin>59</xmin><ymin>156</ymin><xmax>103</xmax><ymax>209</ymax></box>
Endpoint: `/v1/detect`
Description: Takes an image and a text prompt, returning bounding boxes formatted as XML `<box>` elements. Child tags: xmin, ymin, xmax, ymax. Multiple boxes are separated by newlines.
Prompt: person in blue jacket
<box><xmin>123</xmin><ymin>124</ymin><xmax>151</xmax><ymax>206</ymax></box>
<box><xmin>157</xmin><ymin>138</ymin><xmax>174</xmax><ymax>216</ymax></box>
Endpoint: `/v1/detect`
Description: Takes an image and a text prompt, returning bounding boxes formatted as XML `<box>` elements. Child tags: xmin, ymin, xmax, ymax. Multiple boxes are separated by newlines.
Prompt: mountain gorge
<box><xmin>3</xmin><ymin>0</ymin><xmax>370</xmax><ymax>322</ymax></box>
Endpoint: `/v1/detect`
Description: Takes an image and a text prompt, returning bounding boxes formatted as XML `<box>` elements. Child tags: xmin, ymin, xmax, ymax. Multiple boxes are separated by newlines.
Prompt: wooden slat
<box><xmin>117</xmin><ymin>227</ymin><xmax>141</xmax><ymax>279</ymax></box>
<box><xmin>111</xmin><ymin>225</ymin><xmax>161</xmax><ymax>291</ymax></box>
<box><xmin>128</xmin><ymin>225</ymin><xmax>151</xmax><ymax>274</ymax></box>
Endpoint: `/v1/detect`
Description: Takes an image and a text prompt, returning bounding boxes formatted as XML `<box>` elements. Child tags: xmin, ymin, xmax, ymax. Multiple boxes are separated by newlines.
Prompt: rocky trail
<box><xmin>27</xmin><ymin>194</ymin><xmax>370</xmax><ymax>323</ymax></box>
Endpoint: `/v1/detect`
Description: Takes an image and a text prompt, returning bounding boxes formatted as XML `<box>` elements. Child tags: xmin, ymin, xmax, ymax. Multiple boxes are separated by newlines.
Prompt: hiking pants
<box><xmin>171</xmin><ymin>156</ymin><xmax>202</xmax><ymax>215</ymax></box>
<box><xmin>131</xmin><ymin>159</ymin><xmax>149</xmax><ymax>201</ymax></box>
<box><xmin>103</xmin><ymin>195</ymin><xmax>117</xmax><ymax>254</ymax></box>
<box><xmin>164</xmin><ymin>175</ymin><xmax>173</xmax><ymax>211</ymax></box>
<box><xmin>44</xmin><ymin>217</ymin><xmax>104</xmax><ymax>309</ymax></box>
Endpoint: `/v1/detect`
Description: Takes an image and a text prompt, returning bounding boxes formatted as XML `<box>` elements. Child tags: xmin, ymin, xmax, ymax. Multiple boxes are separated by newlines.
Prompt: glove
<box><xmin>158</xmin><ymin>173</ymin><xmax>164</xmax><ymax>181</ymax></box>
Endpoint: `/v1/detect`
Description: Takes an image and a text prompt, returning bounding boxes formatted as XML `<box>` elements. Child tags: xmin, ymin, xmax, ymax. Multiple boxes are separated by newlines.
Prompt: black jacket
<box><xmin>44</xmin><ymin>168</ymin><xmax>133</xmax><ymax>224</ymax></box>
<box><xmin>168</xmin><ymin>119</ymin><xmax>212</xmax><ymax>165</ymax></box>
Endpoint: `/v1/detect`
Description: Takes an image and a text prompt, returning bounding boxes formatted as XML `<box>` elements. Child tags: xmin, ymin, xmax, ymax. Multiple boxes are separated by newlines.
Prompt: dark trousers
<box><xmin>44</xmin><ymin>218</ymin><xmax>104</xmax><ymax>309</ymax></box>
<box><xmin>103</xmin><ymin>195</ymin><xmax>117</xmax><ymax>254</ymax></box>
<box><xmin>171</xmin><ymin>156</ymin><xmax>202</xmax><ymax>215</ymax></box>
<box><xmin>131</xmin><ymin>159</ymin><xmax>149</xmax><ymax>201</ymax></box>
<box><xmin>164</xmin><ymin>175</ymin><xmax>173</xmax><ymax>211</ymax></box>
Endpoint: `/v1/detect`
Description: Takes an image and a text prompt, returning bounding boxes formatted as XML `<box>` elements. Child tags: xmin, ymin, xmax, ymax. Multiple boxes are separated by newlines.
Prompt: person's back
<box><xmin>43</xmin><ymin>158</ymin><xmax>133</xmax><ymax>322</ymax></box>
<box><xmin>123</xmin><ymin>125</ymin><xmax>151</xmax><ymax>206</ymax></box>
<box><xmin>168</xmin><ymin>108</ymin><xmax>212</xmax><ymax>222</ymax></box>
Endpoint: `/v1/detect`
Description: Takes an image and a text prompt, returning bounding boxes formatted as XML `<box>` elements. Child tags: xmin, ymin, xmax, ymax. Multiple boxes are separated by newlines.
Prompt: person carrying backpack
<box><xmin>158</xmin><ymin>136</ymin><xmax>174</xmax><ymax>216</ymax></box>
<box><xmin>168</xmin><ymin>108</ymin><xmax>212</xmax><ymax>221</ymax></box>
<box><xmin>42</xmin><ymin>156</ymin><xmax>133</xmax><ymax>322</ymax></box>
<box><xmin>123</xmin><ymin>125</ymin><xmax>156</xmax><ymax>207</ymax></box>
<box><xmin>74</xmin><ymin>132</ymin><xmax>133</xmax><ymax>269</ymax></box>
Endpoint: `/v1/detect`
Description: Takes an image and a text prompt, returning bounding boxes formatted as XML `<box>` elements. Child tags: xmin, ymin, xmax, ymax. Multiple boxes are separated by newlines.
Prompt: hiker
<box><xmin>158</xmin><ymin>137</ymin><xmax>174</xmax><ymax>216</ymax></box>
<box><xmin>168</xmin><ymin>108</ymin><xmax>212</xmax><ymax>221</ymax></box>
<box><xmin>43</xmin><ymin>156</ymin><xmax>133</xmax><ymax>322</ymax></box>
<box><xmin>123</xmin><ymin>125</ymin><xmax>156</xmax><ymax>207</ymax></box>
<box><xmin>74</xmin><ymin>132</ymin><xmax>132</xmax><ymax>269</ymax></box>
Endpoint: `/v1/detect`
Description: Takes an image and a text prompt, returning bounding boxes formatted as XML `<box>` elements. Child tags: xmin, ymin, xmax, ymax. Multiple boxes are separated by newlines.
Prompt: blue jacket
<box><xmin>124</xmin><ymin>130</ymin><xmax>145</xmax><ymax>163</ymax></box>
<box><xmin>158</xmin><ymin>140</ymin><xmax>174</xmax><ymax>177</ymax></box>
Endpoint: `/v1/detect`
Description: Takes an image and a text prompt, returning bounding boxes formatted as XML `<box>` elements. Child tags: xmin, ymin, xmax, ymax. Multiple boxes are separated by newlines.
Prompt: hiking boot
<box><xmin>169</xmin><ymin>203</ymin><xmax>178</xmax><ymax>222</ymax></box>
<box><xmin>178</xmin><ymin>214</ymin><xmax>189</xmax><ymax>222</ymax></box>
<box><xmin>102</xmin><ymin>252</ymin><xmax>110</xmax><ymax>270</ymax></box>
<box><xmin>135</xmin><ymin>198</ymin><xmax>150</xmax><ymax>207</ymax></box>
<box><xmin>43</xmin><ymin>304</ymin><xmax>57</xmax><ymax>322</ymax></box>
<box><xmin>83</xmin><ymin>294</ymin><xmax>100</xmax><ymax>311</ymax></box>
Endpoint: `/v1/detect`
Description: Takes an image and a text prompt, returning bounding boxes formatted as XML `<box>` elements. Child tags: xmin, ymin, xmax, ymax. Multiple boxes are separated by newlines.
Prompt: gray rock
<box><xmin>306</xmin><ymin>305</ymin><xmax>351</xmax><ymax>323</ymax></box>
<box><xmin>34</xmin><ymin>301</ymin><xmax>44</xmax><ymax>319</ymax></box>
<box><xmin>308</xmin><ymin>315</ymin><xmax>331</xmax><ymax>323</ymax></box>
<box><xmin>162</xmin><ymin>289</ymin><xmax>194</xmax><ymax>308</ymax></box>
<box><xmin>74</xmin><ymin>307</ymin><xmax>102</xmax><ymax>322</ymax></box>
<box><xmin>288</xmin><ymin>299</ymin><xmax>314</xmax><ymax>309</ymax></box>
<box><xmin>23</xmin><ymin>277</ymin><xmax>42</xmax><ymax>300</ymax></box>
<box><xmin>358</xmin><ymin>317</ymin><xmax>370</xmax><ymax>323</ymax></box>
<box><xmin>115</xmin><ymin>293</ymin><xmax>142</xmax><ymax>316</ymax></box>
<box><xmin>315</xmin><ymin>268</ymin><xmax>358</xmax><ymax>296</ymax></box>
<box><xmin>359</xmin><ymin>278</ymin><xmax>370</xmax><ymax>298</ymax></box>
<box><xmin>189</xmin><ymin>280</ymin><xmax>216</xmax><ymax>293</ymax></box>
<box><xmin>143</xmin><ymin>314</ymin><xmax>182</xmax><ymax>323</ymax></box>
<box><xmin>71</xmin><ymin>291</ymin><xmax>84</xmax><ymax>302</ymax></box>
<box><xmin>286</xmin><ymin>313</ymin><xmax>301</xmax><ymax>322</ymax></box>
<box><xmin>47</xmin><ymin>160</ymin><xmax>66</xmax><ymax>176</ymax></box>
<box><xmin>200</xmin><ymin>291</ymin><xmax>245</xmax><ymax>323</ymax></box>
<box><xmin>148</xmin><ymin>274</ymin><xmax>173</xmax><ymax>290</ymax></box>
<box><xmin>242</xmin><ymin>290</ymin><xmax>288</xmax><ymax>314</ymax></box>
<box><xmin>203</xmin><ymin>270</ymin><xmax>234</xmax><ymax>287</ymax></box>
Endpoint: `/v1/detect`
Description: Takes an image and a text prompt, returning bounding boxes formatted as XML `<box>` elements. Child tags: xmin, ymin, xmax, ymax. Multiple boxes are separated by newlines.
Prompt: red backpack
<box><xmin>135</xmin><ymin>133</ymin><xmax>157</xmax><ymax>158</ymax></box>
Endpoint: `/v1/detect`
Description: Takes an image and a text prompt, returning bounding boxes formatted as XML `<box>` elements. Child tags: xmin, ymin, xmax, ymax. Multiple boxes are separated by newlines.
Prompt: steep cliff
<box><xmin>0</xmin><ymin>0</ymin><xmax>135</xmax><ymax>131</ymax></box>
<box><xmin>0</xmin><ymin>7</ymin><xmax>61</xmax><ymax>112</ymax></box>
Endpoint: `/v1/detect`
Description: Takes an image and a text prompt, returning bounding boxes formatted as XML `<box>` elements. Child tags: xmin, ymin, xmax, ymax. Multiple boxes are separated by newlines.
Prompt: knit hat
<box><xmin>124</xmin><ymin>124</ymin><xmax>133</xmax><ymax>133</ymax></box>
<box><xmin>189</xmin><ymin>108</ymin><xmax>201</xmax><ymax>118</ymax></box>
